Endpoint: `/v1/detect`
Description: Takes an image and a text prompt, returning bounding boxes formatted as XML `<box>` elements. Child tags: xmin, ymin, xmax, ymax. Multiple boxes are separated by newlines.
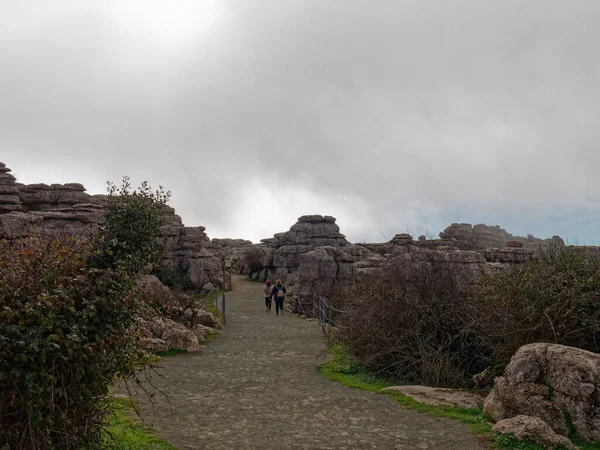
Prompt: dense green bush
<box><xmin>0</xmin><ymin>238</ymin><xmax>142</xmax><ymax>449</ymax></box>
<box><xmin>0</xmin><ymin>179</ymin><xmax>171</xmax><ymax>449</ymax></box>
<box><xmin>97</xmin><ymin>177</ymin><xmax>170</xmax><ymax>275</ymax></box>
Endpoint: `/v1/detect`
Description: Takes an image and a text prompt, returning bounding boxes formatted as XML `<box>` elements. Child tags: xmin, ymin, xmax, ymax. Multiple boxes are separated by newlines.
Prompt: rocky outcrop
<box><xmin>210</xmin><ymin>238</ymin><xmax>266</xmax><ymax>276</ymax></box>
<box><xmin>0</xmin><ymin>161</ymin><xmax>223</xmax><ymax>292</ymax></box>
<box><xmin>159</xmin><ymin>207</ymin><xmax>221</xmax><ymax>291</ymax></box>
<box><xmin>0</xmin><ymin>163</ymin><xmax>22</xmax><ymax>214</ymax></box>
<box><xmin>440</xmin><ymin>223</ymin><xmax>565</xmax><ymax>250</ymax></box>
<box><xmin>262</xmin><ymin>215</ymin><xmax>385</xmax><ymax>311</ymax></box>
<box><xmin>484</xmin><ymin>343</ymin><xmax>600</xmax><ymax>442</ymax></box>
<box><xmin>136</xmin><ymin>275</ymin><xmax>221</xmax><ymax>352</ymax></box>
<box><xmin>492</xmin><ymin>415</ymin><xmax>577</xmax><ymax>450</ymax></box>
<box><xmin>17</xmin><ymin>183</ymin><xmax>106</xmax><ymax>234</ymax></box>
<box><xmin>0</xmin><ymin>212</ymin><xmax>43</xmax><ymax>242</ymax></box>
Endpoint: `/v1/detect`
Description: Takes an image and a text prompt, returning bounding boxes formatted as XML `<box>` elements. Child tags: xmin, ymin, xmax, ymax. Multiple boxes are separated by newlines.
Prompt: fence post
<box><xmin>221</xmin><ymin>290</ymin><xmax>226</xmax><ymax>325</ymax></box>
<box><xmin>327</xmin><ymin>301</ymin><xmax>332</xmax><ymax>344</ymax></box>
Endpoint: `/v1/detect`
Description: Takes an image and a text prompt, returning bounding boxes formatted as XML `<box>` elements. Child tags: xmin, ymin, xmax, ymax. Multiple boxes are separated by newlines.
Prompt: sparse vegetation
<box><xmin>337</xmin><ymin>252</ymin><xmax>487</xmax><ymax>387</ymax></box>
<box><xmin>242</xmin><ymin>245</ymin><xmax>265</xmax><ymax>275</ymax></box>
<box><xmin>337</xmin><ymin>244</ymin><xmax>600</xmax><ymax>388</ymax></box>
<box><xmin>473</xmin><ymin>244</ymin><xmax>600</xmax><ymax>374</ymax></box>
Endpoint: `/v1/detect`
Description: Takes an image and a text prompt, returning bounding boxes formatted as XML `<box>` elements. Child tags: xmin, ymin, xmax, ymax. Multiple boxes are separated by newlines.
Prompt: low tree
<box><xmin>95</xmin><ymin>176</ymin><xmax>171</xmax><ymax>274</ymax></box>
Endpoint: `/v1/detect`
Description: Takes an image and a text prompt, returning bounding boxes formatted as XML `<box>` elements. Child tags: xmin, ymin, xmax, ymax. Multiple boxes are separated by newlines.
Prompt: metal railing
<box><xmin>295</xmin><ymin>293</ymin><xmax>348</xmax><ymax>344</ymax></box>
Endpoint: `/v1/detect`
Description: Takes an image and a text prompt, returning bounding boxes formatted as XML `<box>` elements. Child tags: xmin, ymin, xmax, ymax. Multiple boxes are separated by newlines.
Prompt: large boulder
<box><xmin>484</xmin><ymin>343</ymin><xmax>600</xmax><ymax>441</ymax></box>
<box><xmin>492</xmin><ymin>415</ymin><xmax>577</xmax><ymax>450</ymax></box>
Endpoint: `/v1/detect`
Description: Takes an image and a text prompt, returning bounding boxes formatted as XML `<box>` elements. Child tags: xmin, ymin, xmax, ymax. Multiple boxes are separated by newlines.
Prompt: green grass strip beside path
<box><xmin>102</xmin><ymin>397</ymin><xmax>177</xmax><ymax>450</ymax></box>
<box><xmin>316</xmin><ymin>345</ymin><xmax>600</xmax><ymax>450</ymax></box>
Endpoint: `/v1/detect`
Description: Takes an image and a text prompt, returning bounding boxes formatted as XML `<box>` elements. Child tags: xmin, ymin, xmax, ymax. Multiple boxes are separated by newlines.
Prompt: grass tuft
<box><xmin>102</xmin><ymin>397</ymin><xmax>177</xmax><ymax>449</ymax></box>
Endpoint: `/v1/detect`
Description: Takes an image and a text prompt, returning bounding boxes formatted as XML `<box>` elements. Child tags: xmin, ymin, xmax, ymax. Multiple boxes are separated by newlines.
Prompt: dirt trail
<box><xmin>139</xmin><ymin>275</ymin><xmax>488</xmax><ymax>450</ymax></box>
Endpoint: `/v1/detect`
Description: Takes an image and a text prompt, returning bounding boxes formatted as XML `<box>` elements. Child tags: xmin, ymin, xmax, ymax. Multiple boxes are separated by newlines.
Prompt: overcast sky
<box><xmin>2</xmin><ymin>1</ymin><xmax>599</xmax><ymax>244</ymax></box>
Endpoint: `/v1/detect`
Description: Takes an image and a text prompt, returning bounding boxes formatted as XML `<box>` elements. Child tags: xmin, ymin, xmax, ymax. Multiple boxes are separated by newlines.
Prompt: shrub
<box><xmin>0</xmin><ymin>237</ymin><xmax>143</xmax><ymax>449</ymax></box>
<box><xmin>0</xmin><ymin>178</ymin><xmax>171</xmax><ymax>449</ymax></box>
<box><xmin>473</xmin><ymin>245</ymin><xmax>600</xmax><ymax>373</ymax></box>
<box><xmin>242</xmin><ymin>246</ymin><xmax>265</xmax><ymax>275</ymax></box>
<box><xmin>97</xmin><ymin>177</ymin><xmax>170</xmax><ymax>274</ymax></box>
<box><xmin>338</xmin><ymin>252</ymin><xmax>487</xmax><ymax>388</ymax></box>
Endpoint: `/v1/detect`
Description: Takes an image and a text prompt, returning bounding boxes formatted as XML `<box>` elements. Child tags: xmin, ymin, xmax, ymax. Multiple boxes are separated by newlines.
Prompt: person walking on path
<box><xmin>270</xmin><ymin>279</ymin><xmax>287</xmax><ymax>316</ymax></box>
<box><xmin>263</xmin><ymin>280</ymin><xmax>273</xmax><ymax>312</ymax></box>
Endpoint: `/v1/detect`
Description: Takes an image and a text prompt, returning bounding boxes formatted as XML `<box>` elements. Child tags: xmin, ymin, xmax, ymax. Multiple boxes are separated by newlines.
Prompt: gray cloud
<box><xmin>2</xmin><ymin>0</ymin><xmax>599</xmax><ymax>243</ymax></box>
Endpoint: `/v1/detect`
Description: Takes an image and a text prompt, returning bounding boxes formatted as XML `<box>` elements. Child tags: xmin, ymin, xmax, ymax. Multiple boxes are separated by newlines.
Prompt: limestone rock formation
<box><xmin>17</xmin><ymin>183</ymin><xmax>106</xmax><ymax>234</ymax></box>
<box><xmin>159</xmin><ymin>206</ymin><xmax>221</xmax><ymax>291</ymax></box>
<box><xmin>0</xmin><ymin>212</ymin><xmax>43</xmax><ymax>242</ymax></box>
<box><xmin>262</xmin><ymin>215</ymin><xmax>385</xmax><ymax>311</ymax></box>
<box><xmin>484</xmin><ymin>343</ymin><xmax>600</xmax><ymax>442</ymax></box>
<box><xmin>0</xmin><ymin>163</ymin><xmax>22</xmax><ymax>214</ymax></box>
<box><xmin>210</xmin><ymin>238</ymin><xmax>266</xmax><ymax>275</ymax></box>
<box><xmin>440</xmin><ymin>223</ymin><xmax>565</xmax><ymax>250</ymax></box>
<box><xmin>136</xmin><ymin>275</ymin><xmax>221</xmax><ymax>352</ymax></box>
<box><xmin>492</xmin><ymin>415</ymin><xmax>577</xmax><ymax>450</ymax></box>
<box><xmin>263</xmin><ymin>215</ymin><xmax>350</xmax><ymax>284</ymax></box>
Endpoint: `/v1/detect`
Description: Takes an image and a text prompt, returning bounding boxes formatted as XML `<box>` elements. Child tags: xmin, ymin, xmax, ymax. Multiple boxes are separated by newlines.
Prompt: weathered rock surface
<box><xmin>136</xmin><ymin>275</ymin><xmax>221</xmax><ymax>352</ymax></box>
<box><xmin>484</xmin><ymin>343</ymin><xmax>600</xmax><ymax>442</ymax></box>
<box><xmin>492</xmin><ymin>415</ymin><xmax>577</xmax><ymax>450</ymax></box>
<box><xmin>0</xmin><ymin>212</ymin><xmax>43</xmax><ymax>241</ymax></box>
<box><xmin>440</xmin><ymin>223</ymin><xmax>565</xmax><ymax>250</ymax></box>
<box><xmin>262</xmin><ymin>215</ymin><xmax>385</xmax><ymax>311</ymax></box>
<box><xmin>159</xmin><ymin>206</ymin><xmax>221</xmax><ymax>290</ymax></box>
<box><xmin>0</xmin><ymin>161</ymin><xmax>224</xmax><ymax>291</ymax></box>
<box><xmin>0</xmin><ymin>163</ymin><xmax>22</xmax><ymax>214</ymax></box>
<box><xmin>17</xmin><ymin>183</ymin><xmax>106</xmax><ymax>235</ymax></box>
<box><xmin>382</xmin><ymin>386</ymin><xmax>488</xmax><ymax>409</ymax></box>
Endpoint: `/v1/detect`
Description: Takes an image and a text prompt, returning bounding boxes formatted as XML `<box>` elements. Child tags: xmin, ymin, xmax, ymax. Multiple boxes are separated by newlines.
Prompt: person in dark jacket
<box><xmin>270</xmin><ymin>279</ymin><xmax>287</xmax><ymax>316</ymax></box>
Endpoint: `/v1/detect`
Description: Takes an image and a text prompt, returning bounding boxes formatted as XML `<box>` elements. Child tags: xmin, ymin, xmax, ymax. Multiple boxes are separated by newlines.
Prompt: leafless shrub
<box><xmin>338</xmin><ymin>252</ymin><xmax>487</xmax><ymax>388</ymax></box>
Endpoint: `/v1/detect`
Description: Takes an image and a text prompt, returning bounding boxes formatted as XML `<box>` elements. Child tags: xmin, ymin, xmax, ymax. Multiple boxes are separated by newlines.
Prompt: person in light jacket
<box><xmin>263</xmin><ymin>280</ymin><xmax>273</xmax><ymax>312</ymax></box>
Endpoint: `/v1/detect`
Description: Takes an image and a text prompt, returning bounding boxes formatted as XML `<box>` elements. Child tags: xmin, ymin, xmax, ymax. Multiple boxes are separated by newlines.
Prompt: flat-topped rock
<box><xmin>382</xmin><ymin>386</ymin><xmax>487</xmax><ymax>409</ymax></box>
<box><xmin>297</xmin><ymin>214</ymin><xmax>337</xmax><ymax>223</ymax></box>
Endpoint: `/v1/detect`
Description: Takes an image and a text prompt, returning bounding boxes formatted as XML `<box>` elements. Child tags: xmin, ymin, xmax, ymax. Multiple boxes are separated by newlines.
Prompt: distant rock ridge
<box><xmin>439</xmin><ymin>223</ymin><xmax>565</xmax><ymax>250</ymax></box>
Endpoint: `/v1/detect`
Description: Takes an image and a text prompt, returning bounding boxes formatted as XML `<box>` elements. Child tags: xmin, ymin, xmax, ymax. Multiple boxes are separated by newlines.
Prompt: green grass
<box><xmin>316</xmin><ymin>345</ymin><xmax>600</xmax><ymax>450</ymax></box>
<box><xmin>156</xmin><ymin>348</ymin><xmax>188</xmax><ymax>357</ymax></box>
<box><xmin>102</xmin><ymin>397</ymin><xmax>177</xmax><ymax>450</ymax></box>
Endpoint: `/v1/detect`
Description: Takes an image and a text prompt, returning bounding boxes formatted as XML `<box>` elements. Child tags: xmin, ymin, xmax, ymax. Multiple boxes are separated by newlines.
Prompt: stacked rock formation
<box><xmin>0</xmin><ymin>163</ymin><xmax>22</xmax><ymax>214</ymax></box>
<box><xmin>17</xmin><ymin>183</ymin><xmax>106</xmax><ymax>235</ymax></box>
<box><xmin>159</xmin><ymin>206</ymin><xmax>222</xmax><ymax>291</ymax></box>
<box><xmin>262</xmin><ymin>215</ymin><xmax>385</xmax><ymax>312</ymax></box>
<box><xmin>210</xmin><ymin>238</ymin><xmax>265</xmax><ymax>275</ymax></box>
<box><xmin>0</xmin><ymin>161</ymin><xmax>223</xmax><ymax>292</ymax></box>
<box><xmin>440</xmin><ymin>223</ymin><xmax>565</xmax><ymax>250</ymax></box>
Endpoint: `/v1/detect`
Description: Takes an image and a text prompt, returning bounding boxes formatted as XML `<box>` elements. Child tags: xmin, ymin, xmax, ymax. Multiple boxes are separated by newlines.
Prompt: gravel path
<box><xmin>139</xmin><ymin>275</ymin><xmax>488</xmax><ymax>450</ymax></box>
